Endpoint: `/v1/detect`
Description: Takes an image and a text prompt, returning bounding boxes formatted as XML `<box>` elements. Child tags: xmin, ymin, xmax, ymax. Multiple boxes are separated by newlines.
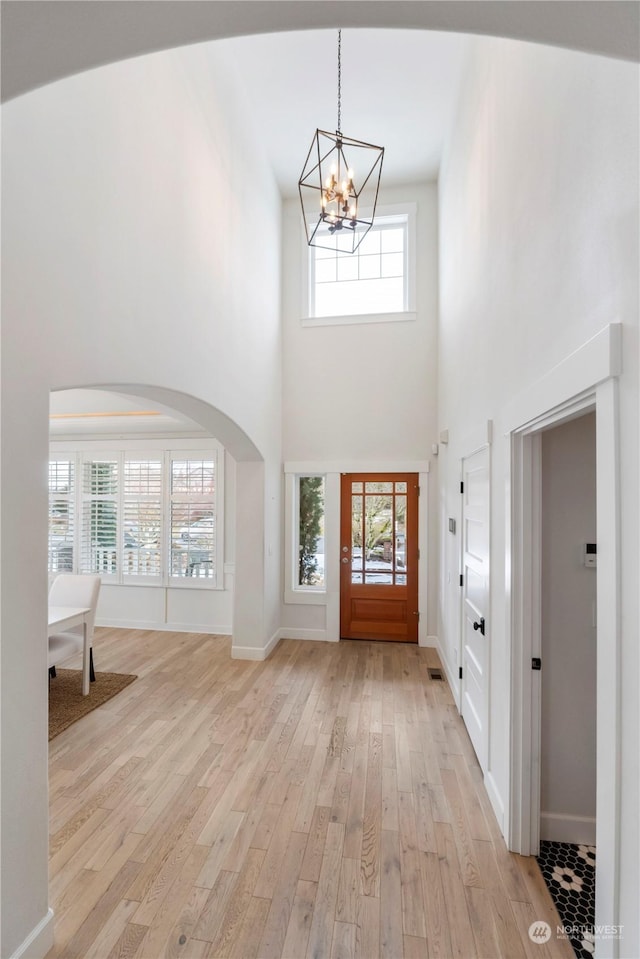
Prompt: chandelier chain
<box><xmin>337</xmin><ymin>29</ymin><xmax>342</xmax><ymax>134</ymax></box>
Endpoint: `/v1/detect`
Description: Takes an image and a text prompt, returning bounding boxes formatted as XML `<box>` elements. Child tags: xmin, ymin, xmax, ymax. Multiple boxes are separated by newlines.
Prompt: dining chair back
<box><xmin>48</xmin><ymin>574</ymin><xmax>101</xmax><ymax>679</ymax></box>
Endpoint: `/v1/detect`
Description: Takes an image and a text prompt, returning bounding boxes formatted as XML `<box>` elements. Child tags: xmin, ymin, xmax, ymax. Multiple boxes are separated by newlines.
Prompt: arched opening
<box><xmin>48</xmin><ymin>385</ymin><xmax>262</xmax><ymax>641</ymax></box>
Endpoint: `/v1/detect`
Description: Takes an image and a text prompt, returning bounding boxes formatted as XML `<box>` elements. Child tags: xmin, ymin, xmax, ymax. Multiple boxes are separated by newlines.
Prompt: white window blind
<box><xmin>49</xmin><ymin>443</ymin><xmax>222</xmax><ymax>588</ymax></box>
<box><xmin>122</xmin><ymin>458</ymin><xmax>163</xmax><ymax>579</ymax></box>
<box><xmin>170</xmin><ymin>456</ymin><xmax>216</xmax><ymax>580</ymax></box>
<box><xmin>80</xmin><ymin>457</ymin><xmax>119</xmax><ymax>577</ymax></box>
<box><xmin>48</xmin><ymin>459</ymin><xmax>75</xmax><ymax>573</ymax></box>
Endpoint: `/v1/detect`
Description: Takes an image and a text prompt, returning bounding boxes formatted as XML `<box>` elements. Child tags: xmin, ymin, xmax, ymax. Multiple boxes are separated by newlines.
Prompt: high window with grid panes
<box><xmin>307</xmin><ymin>209</ymin><xmax>414</xmax><ymax>321</ymax></box>
<box><xmin>48</xmin><ymin>444</ymin><xmax>222</xmax><ymax>586</ymax></box>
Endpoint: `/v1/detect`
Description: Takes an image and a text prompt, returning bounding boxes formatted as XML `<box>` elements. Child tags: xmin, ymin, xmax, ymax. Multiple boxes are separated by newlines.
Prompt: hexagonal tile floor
<box><xmin>536</xmin><ymin>841</ymin><xmax>596</xmax><ymax>957</ymax></box>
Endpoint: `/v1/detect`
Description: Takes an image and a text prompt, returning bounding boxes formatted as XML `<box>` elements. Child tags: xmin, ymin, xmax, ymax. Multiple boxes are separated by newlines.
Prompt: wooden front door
<box><xmin>340</xmin><ymin>473</ymin><xmax>419</xmax><ymax>642</ymax></box>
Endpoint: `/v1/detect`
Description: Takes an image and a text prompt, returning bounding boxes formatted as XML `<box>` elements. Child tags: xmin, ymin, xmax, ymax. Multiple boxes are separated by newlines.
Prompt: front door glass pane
<box><xmin>349</xmin><ymin>480</ymin><xmax>411</xmax><ymax>588</ymax></box>
<box><xmin>351</xmin><ymin>494</ymin><xmax>363</xmax><ymax>582</ymax></box>
<box><xmin>365</xmin><ymin>481</ymin><xmax>393</xmax><ymax>494</ymax></box>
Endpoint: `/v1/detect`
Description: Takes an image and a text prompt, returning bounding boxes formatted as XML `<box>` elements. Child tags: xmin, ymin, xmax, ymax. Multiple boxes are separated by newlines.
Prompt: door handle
<box><xmin>341</xmin><ymin>557</ymin><xmax>349</xmax><ymax>564</ymax></box>
<box><xmin>473</xmin><ymin>617</ymin><xmax>485</xmax><ymax>636</ymax></box>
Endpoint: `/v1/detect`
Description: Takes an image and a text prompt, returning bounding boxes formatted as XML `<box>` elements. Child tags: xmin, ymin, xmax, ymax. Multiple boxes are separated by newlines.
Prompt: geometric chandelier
<box><xmin>298</xmin><ymin>30</ymin><xmax>384</xmax><ymax>254</ymax></box>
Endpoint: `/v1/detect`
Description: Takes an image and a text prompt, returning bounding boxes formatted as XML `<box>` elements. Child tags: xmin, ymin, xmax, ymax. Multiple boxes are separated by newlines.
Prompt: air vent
<box><xmin>428</xmin><ymin>668</ymin><xmax>444</xmax><ymax>681</ymax></box>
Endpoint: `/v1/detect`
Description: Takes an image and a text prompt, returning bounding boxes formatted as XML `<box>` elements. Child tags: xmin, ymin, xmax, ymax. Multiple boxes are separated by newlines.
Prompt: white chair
<box><xmin>48</xmin><ymin>574</ymin><xmax>101</xmax><ymax>682</ymax></box>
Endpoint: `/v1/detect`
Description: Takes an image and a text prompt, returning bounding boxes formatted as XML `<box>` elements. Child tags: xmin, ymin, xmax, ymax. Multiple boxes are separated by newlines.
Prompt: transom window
<box><xmin>306</xmin><ymin>208</ymin><xmax>415</xmax><ymax>322</ymax></box>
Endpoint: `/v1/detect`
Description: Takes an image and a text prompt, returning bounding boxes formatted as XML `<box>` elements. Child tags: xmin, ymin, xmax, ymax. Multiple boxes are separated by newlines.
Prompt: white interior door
<box><xmin>461</xmin><ymin>446</ymin><xmax>490</xmax><ymax>769</ymax></box>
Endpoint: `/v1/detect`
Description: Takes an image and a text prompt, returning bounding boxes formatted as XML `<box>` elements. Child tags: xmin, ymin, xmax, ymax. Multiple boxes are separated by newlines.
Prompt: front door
<box><xmin>460</xmin><ymin>446</ymin><xmax>490</xmax><ymax>768</ymax></box>
<box><xmin>340</xmin><ymin>473</ymin><xmax>419</xmax><ymax>642</ymax></box>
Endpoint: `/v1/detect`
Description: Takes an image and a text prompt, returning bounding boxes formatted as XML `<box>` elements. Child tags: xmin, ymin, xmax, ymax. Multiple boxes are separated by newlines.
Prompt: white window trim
<box><xmin>301</xmin><ymin>202</ymin><xmax>417</xmax><ymax>327</ymax></box>
<box><xmin>49</xmin><ymin>438</ymin><xmax>225</xmax><ymax>589</ymax></box>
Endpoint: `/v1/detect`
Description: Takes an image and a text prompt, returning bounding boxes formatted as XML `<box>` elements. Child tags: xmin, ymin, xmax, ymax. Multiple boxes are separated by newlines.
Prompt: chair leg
<box><xmin>90</xmin><ymin>647</ymin><xmax>96</xmax><ymax>682</ymax></box>
<box><xmin>49</xmin><ymin>666</ymin><xmax>56</xmax><ymax>679</ymax></box>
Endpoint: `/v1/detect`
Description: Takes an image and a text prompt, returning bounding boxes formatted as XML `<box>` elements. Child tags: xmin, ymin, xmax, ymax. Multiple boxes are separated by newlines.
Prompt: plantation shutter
<box><xmin>48</xmin><ymin>458</ymin><xmax>75</xmax><ymax>572</ymax></box>
<box><xmin>80</xmin><ymin>457</ymin><xmax>118</xmax><ymax>577</ymax></box>
<box><xmin>170</xmin><ymin>456</ymin><xmax>216</xmax><ymax>581</ymax></box>
<box><xmin>122</xmin><ymin>457</ymin><xmax>163</xmax><ymax>580</ymax></box>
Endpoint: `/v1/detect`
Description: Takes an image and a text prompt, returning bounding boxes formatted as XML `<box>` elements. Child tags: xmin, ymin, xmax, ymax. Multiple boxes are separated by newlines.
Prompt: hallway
<box><xmin>46</xmin><ymin>630</ymin><xmax>573</xmax><ymax>958</ymax></box>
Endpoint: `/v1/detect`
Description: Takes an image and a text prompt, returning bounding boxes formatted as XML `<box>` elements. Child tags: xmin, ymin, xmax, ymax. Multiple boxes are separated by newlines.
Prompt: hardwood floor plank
<box><xmin>329</xmin><ymin>770</ymin><xmax>351</xmax><ymax>826</ymax></box>
<box><xmin>106</xmin><ymin>921</ymin><xmax>148</xmax><ymax>959</ymax></box>
<box><xmin>228</xmin><ymin>895</ymin><xmax>271</xmax><ymax>959</ymax></box>
<box><xmin>281</xmin><ymin>879</ymin><xmax>317</xmax><ymax>959</ymax></box>
<box><xmin>509</xmin><ymin>898</ymin><xmax>576</xmax><ymax>959</ymax></box>
<box><xmin>133</xmin><ymin>845</ymin><xmax>210</xmax><ymax>954</ymax></box>
<box><xmin>403</xmin><ymin>933</ymin><xmax>429</xmax><ymax>958</ymax></box>
<box><xmin>419</xmin><ymin>850</ymin><xmax>453</xmax><ymax>959</ymax></box>
<box><xmin>473</xmin><ymin>838</ymin><xmax>527</xmax><ymax>959</ymax></box>
<box><xmin>205</xmin><ymin>846</ymin><xmax>266</xmax><ymax>958</ymax></box>
<box><xmin>305</xmin><ymin>821</ymin><xmax>344</xmax><ymax>959</ymax></box>
<box><xmin>195</xmin><ymin>810</ymin><xmax>245</xmax><ymax>889</ymax></box>
<box><xmin>299</xmin><ymin>805</ymin><xmax>331</xmax><ymax>883</ymax></box>
<box><xmin>253</xmin><ymin>784</ymin><xmax>302</xmax><ymax>899</ymax></box>
<box><xmin>335</xmin><ymin>857</ymin><xmax>359</xmax><ymax>924</ymax></box>
<box><xmin>330</xmin><ymin>920</ymin><xmax>356</xmax><ymax>959</ymax></box>
<box><xmin>360</xmin><ymin>731</ymin><xmax>382</xmax><ymax>897</ymax></box>
<box><xmin>435</xmin><ymin>821</ymin><xmax>478</xmax><ymax>958</ymax></box>
<box><xmin>354</xmin><ymin>894</ymin><xmax>380</xmax><ymax>959</ymax></box>
<box><xmin>192</xmin><ymin>870</ymin><xmax>239</xmax><ymax>943</ymax></box>
<box><xmin>397</xmin><ymin>789</ymin><xmax>426</xmax><ymax>939</ymax></box>
<box><xmin>440</xmin><ymin>766</ymin><xmax>482</xmax><ymax>887</ymax></box>
<box><xmin>379</xmin><ymin>829</ymin><xmax>404</xmax><ymax>959</ymax></box>
<box><xmin>257</xmin><ymin>831</ymin><xmax>307</xmax><ymax>958</ymax></box>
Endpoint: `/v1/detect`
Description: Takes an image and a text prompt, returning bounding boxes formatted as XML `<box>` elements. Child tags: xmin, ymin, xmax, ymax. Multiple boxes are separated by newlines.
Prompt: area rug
<box><xmin>49</xmin><ymin>668</ymin><xmax>137</xmax><ymax>740</ymax></box>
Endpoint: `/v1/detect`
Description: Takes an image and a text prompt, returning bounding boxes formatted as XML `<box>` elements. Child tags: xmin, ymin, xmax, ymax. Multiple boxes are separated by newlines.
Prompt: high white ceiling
<box><xmin>215</xmin><ymin>29</ymin><xmax>471</xmax><ymax>194</ymax></box>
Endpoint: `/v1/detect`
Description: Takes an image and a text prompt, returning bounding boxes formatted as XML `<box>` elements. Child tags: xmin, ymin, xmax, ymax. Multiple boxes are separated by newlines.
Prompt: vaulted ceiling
<box><xmin>2</xmin><ymin>0</ymin><xmax>638</xmax><ymax>103</ymax></box>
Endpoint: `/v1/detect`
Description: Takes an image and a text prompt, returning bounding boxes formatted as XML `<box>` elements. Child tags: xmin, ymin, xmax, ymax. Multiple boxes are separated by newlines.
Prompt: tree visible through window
<box><xmin>298</xmin><ymin>476</ymin><xmax>325</xmax><ymax>587</ymax></box>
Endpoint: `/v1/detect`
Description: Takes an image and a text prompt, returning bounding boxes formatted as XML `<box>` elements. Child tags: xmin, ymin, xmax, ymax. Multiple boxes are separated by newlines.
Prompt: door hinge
<box><xmin>459</xmin><ymin>666</ymin><xmax>463</xmax><ymax>679</ymax></box>
<box><xmin>417</xmin><ymin>548</ymin><xmax>420</xmax><ymax>560</ymax></box>
<box><xmin>417</xmin><ymin>485</ymin><xmax>420</xmax><ymax>496</ymax></box>
<box><xmin>459</xmin><ymin>574</ymin><xmax>463</xmax><ymax>587</ymax></box>
<box><xmin>532</xmin><ymin>657</ymin><xmax>542</xmax><ymax>671</ymax></box>
<box><xmin>460</xmin><ymin>481</ymin><xmax>464</xmax><ymax>494</ymax></box>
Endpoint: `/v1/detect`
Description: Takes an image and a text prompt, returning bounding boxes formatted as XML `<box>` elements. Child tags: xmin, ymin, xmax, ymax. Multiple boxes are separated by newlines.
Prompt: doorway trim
<box><xmin>506</xmin><ymin>324</ymin><xmax>621</xmax><ymax>943</ymax></box>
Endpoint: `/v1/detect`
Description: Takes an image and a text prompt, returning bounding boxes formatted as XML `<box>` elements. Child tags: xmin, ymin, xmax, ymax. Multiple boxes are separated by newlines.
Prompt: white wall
<box><xmin>540</xmin><ymin>413</ymin><xmax>597</xmax><ymax>843</ymax></box>
<box><xmin>1</xmin><ymin>43</ymin><xmax>282</xmax><ymax>958</ymax></box>
<box><xmin>438</xmin><ymin>37</ymin><xmax>638</xmax><ymax>952</ymax></box>
<box><xmin>281</xmin><ymin>183</ymin><xmax>440</xmax><ymax>640</ymax></box>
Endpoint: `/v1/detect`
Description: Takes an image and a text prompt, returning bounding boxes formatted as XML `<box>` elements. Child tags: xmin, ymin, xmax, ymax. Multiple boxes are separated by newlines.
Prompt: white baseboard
<box><xmin>436</xmin><ymin>638</ymin><xmax>461</xmax><ymax>709</ymax></box>
<box><xmin>10</xmin><ymin>908</ymin><xmax>54</xmax><ymax>959</ymax></box>
<box><xmin>541</xmin><ymin>811</ymin><xmax>596</xmax><ymax>845</ymax></box>
<box><xmin>96</xmin><ymin>619</ymin><xmax>231</xmax><ymax>635</ymax></box>
<box><xmin>279</xmin><ymin>628</ymin><xmax>331</xmax><ymax>642</ymax></box>
<box><xmin>419</xmin><ymin>633</ymin><xmax>438</xmax><ymax>648</ymax></box>
<box><xmin>232</xmin><ymin>629</ymin><xmax>281</xmax><ymax>661</ymax></box>
<box><xmin>484</xmin><ymin>771</ymin><xmax>506</xmax><ymax>833</ymax></box>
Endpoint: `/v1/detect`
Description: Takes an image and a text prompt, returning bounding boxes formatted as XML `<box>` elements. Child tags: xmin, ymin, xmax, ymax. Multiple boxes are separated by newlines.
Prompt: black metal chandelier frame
<box><xmin>298</xmin><ymin>30</ymin><xmax>384</xmax><ymax>254</ymax></box>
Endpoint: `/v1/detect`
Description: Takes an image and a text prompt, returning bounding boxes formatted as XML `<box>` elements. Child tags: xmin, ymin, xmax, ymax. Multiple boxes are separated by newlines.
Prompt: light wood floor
<box><xmin>46</xmin><ymin>629</ymin><xmax>574</xmax><ymax>959</ymax></box>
